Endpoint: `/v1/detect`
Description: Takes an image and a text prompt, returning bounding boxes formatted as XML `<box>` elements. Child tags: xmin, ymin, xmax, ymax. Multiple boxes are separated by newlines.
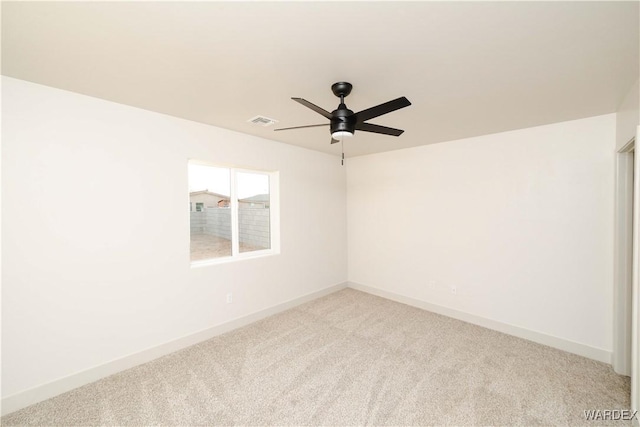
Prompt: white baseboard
<box><xmin>348</xmin><ymin>281</ymin><xmax>612</xmax><ymax>364</ymax></box>
<box><xmin>1</xmin><ymin>282</ymin><xmax>348</xmax><ymax>416</ymax></box>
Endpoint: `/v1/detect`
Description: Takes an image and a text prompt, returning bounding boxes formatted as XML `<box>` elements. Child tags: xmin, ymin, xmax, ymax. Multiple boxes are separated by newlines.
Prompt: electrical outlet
<box><xmin>451</xmin><ymin>285</ymin><xmax>457</xmax><ymax>295</ymax></box>
<box><xmin>226</xmin><ymin>293</ymin><xmax>233</xmax><ymax>304</ymax></box>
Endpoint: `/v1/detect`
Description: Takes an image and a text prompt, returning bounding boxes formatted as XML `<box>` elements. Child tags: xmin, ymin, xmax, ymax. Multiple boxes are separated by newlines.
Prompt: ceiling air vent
<box><xmin>248</xmin><ymin>115</ymin><xmax>278</xmax><ymax>127</ymax></box>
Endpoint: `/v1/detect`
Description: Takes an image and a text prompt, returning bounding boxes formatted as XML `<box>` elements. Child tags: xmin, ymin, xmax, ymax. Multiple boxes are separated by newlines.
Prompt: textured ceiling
<box><xmin>2</xmin><ymin>1</ymin><xmax>638</xmax><ymax>157</ymax></box>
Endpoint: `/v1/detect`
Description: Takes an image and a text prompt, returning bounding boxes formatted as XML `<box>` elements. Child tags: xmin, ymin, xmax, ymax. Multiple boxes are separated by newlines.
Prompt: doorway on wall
<box><xmin>614</xmin><ymin>137</ymin><xmax>636</xmax><ymax>408</ymax></box>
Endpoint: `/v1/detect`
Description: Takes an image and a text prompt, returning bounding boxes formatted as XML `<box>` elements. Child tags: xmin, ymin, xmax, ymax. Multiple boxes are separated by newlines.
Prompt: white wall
<box><xmin>1</xmin><ymin>77</ymin><xmax>347</xmax><ymax>399</ymax></box>
<box><xmin>347</xmin><ymin>114</ymin><xmax>616</xmax><ymax>355</ymax></box>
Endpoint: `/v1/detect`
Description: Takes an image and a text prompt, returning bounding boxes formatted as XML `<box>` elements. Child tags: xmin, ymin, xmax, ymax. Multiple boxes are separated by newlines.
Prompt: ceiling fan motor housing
<box><xmin>330</xmin><ymin>104</ymin><xmax>356</xmax><ymax>135</ymax></box>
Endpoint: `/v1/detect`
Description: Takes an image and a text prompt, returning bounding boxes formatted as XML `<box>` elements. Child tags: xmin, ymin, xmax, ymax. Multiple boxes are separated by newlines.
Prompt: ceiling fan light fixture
<box><xmin>331</xmin><ymin>130</ymin><xmax>353</xmax><ymax>139</ymax></box>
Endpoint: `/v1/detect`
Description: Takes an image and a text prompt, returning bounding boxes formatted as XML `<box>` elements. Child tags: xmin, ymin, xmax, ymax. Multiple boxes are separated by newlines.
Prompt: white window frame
<box><xmin>189</xmin><ymin>160</ymin><xmax>280</xmax><ymax>267</ymax></box>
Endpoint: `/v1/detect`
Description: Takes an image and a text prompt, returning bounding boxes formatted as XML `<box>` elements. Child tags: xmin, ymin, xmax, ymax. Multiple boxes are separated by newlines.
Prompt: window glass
<box><xmin>237</xmin><ymin>172</ymin><xmax>270</xmax><ymax>253</ymax></box>
<box><xmin>189</xmin><ymin>164</ymin><xmax>231</xmax><ymax>260</ymax></box>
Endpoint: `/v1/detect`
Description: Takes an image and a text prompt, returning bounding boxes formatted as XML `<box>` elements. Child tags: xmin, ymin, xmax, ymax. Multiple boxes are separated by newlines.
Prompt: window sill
<box><xmin>190</xmin><ymin>249</ymin><xmax>279</xmax><ymax>268</ymax></box>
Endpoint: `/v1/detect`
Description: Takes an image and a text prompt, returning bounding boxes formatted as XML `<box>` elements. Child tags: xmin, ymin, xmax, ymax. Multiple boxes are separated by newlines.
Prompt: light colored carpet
<box><xmin>2</xmin><ymin>288</ymin><xmax>630</xmax><ymax>426</ymax></box>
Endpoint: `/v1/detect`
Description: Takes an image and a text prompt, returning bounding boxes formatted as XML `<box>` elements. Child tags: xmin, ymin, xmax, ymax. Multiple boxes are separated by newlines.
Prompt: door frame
<box><xmin>614</xmin><ymin>138</ymin><xmax>635</xmax><ymax>378</ymax></box>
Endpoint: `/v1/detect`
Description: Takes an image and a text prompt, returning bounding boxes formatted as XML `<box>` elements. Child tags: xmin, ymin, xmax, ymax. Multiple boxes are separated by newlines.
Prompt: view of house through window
<box><xmin>189</xmin><ymin>162</ymin><xmax>272</xmax><ymax>262</ymax></box>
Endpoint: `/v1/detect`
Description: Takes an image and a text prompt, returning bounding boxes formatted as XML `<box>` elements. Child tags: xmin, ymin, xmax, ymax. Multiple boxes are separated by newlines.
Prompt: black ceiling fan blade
<box><xmin>274</xmin><ymin>123</ymin><xmax>328</xmax><ymax>131</ymax></box>
<box><xmin>292</xmin><ymin>98</ymin><xmax>333</xmax><ymax>119</ymax></box>
<box><xmin>355</xmin><ymin>122</ymin><xmax>405</xmax><ymax>137</ymax></box>
<box><xmin>354</xmin><ymin>97</ymin><xmax>411</xmax><ymax>123</ymax></box>
<box><xmin>331</xmin><ymin>138</ymin><xmax>339</xmax><ymax>144</ymax></box>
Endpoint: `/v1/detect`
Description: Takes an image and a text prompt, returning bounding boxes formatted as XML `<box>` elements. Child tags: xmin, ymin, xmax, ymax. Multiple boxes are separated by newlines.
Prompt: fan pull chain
<box><xmin>341</xmin><ymin>138</ymin><xmax>345</xmax><ymax>166</ymax></box>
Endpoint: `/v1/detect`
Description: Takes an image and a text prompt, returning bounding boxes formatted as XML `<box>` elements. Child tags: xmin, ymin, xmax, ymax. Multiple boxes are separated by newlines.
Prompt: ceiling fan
<box><xmin>274</xmin><ymin>82</ymin><xmax>411</xmax><ymax>145</ymax></box>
